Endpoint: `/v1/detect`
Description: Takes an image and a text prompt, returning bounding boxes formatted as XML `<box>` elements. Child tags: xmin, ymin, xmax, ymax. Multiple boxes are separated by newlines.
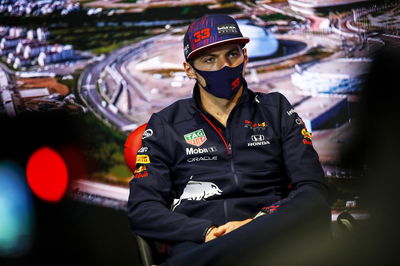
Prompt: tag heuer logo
<box><xmin>184</xmin><ymin>129</ymin><xmax>207</xmax><ymax>147</ymax></box>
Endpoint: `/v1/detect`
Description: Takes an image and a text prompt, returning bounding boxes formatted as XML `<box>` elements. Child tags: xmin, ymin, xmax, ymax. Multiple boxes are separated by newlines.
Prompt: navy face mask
<box><xmin>193</xmin><ymin>62</ymin><xmax>245</xmax><ymax>100</ymax></box>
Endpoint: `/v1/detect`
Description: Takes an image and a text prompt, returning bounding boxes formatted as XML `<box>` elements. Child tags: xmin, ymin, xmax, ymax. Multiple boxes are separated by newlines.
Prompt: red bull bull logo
<box><xmin>134</xmin><ymin>171</ymin><xmax>148</xmax><ymax>179</ymax></box>
<box><xmin>134</xmin><ymin>165</ymin><xmax>147</xmax><ymax>174</ymax></box>
<box><xmin>244</xmin><ymin>120</ymin><xmax>267</xmax><ymax>131</ymax></box>
<box><xmin>171</xmin><ymin>178</ymin><xmax>223</xmax><ymax>211</ymax></box>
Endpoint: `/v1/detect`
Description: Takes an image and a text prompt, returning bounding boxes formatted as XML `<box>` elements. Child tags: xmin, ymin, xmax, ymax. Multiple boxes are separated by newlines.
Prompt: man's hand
<box><xmin>205</xmin><ymin>227</ymin><xmax>219</xmax><ymax>242</ymax></box>
<box><xmin>216</xmin><ymin>218</ymin><xmax>253</xmax><ymax>236</ymax></box>
<box><xmin>205</xmin><ymin>218</ymin><xmax>252</xmax><ymax>242</ymax></box>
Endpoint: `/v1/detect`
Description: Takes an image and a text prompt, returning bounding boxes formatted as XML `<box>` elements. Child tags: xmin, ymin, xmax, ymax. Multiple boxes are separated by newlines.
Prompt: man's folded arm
<box><xmin>255</xmin><ymin>93</ymin><xmax>330</xmax><ymax>217</ymax></box>
<box><xmin>127</xmin><ymin>114</ymin><xmax>214</xmax><ymax>243</ymax></box>
<box><xmin>128</xmin><ymin>182</ymin><xmax>214</xmax><ymax>243</ymax></box>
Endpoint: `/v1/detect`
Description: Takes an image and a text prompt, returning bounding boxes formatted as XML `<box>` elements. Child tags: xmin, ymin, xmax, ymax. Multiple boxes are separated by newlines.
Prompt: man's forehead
<box><xmin>194</xmin><ymin>43</ymin><xmax>241</xmax><ymax>57</ymax></box>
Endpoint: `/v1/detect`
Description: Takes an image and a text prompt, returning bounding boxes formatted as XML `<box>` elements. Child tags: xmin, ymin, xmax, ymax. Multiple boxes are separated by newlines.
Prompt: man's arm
<box><xmin>279</xmin><ymin>92</ymin><xmax>330</xmax><ymax>202</ymax></box>
<box><xmin>250</xmin><ymin>93</ymin><xmax>330</xmax><ymax>220</ymax></box>
<box><xmin>207</xmin><ymin>93</ymin><xmax>331</xmax><ymax>240</ymax></box>
<box><xmin>127</xmin><ymin>114</ymin><xmax>214</xmax><ymax>243</ymax></box>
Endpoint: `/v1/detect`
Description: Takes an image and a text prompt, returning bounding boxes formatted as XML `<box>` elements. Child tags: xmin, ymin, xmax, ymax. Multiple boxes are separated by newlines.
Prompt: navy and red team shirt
<box><xmin>128</xmin><ymin>82</ymin><xmax>330</xmax><ymax>244</ymax></box>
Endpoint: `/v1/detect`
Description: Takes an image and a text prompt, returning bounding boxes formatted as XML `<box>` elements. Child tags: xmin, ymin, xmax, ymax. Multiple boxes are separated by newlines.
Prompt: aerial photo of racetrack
<box><xmin>1</xmin><ymin>0</ymin><xmax>400</xmax><ymax>214</ymax></box>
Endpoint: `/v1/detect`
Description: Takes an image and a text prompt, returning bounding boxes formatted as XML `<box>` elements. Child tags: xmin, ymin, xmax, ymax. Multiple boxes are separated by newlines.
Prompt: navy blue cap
<box><xmin>183</xmin><ymin>14</ymin><xmax>249</xmax><ymax>60</ymax></box>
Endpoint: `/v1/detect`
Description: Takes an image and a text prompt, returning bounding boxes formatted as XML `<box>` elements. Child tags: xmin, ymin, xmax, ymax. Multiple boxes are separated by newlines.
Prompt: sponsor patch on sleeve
<box><xmin>301</xmin><ymin>128</ymin><xmax>313</xmax><ymax>145</ymax></box>
<box><xmin>301</xmin><ymin>128</ymin><xmax>312</xmax><ymax>139</ymax></box>
<box><xmin>133</xmin><ymin>165</ymin><xmax>148</xmax><ymax>179</ymax></box>
<box><xmin>136</xmin><ymin>154</ymin><xmax>151</xmax><ymax>164</ymax></box>
<box><xmin>138</xmin><ymin>146</ymin><xmax>149</xmax><ymax>153</ymax></box>
<box><xmin>134</xmin><ymin>165</ymin><xmax>147</xmax><ymax>174</ymax></box>
<box><xmin>261</xmin><ymin>204</ymin><xmax>280</xmax><ymax>214</ymax></box>
<box><xmin>133</xmin><ymin>171</ymin><xmax>148</xmax><ymax>179</ymax></box>
<box><xmin>295</xmin><ymin>116</ymin><xmax>304</xmax><ymax>125</ymax></box>
<box><xmin>286</xmin><ymin>108</ymin><xmax>296</xmax><ymax>116</ymax></box>
<box><xmin>142</xmin><ymin>129</ymin><xmax>153</xmax><ymax>139</ymax></box>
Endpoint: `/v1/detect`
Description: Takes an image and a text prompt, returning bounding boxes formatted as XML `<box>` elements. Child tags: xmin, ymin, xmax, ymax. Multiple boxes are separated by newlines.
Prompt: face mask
<box><xmin>193</xmin><ymin>62</ymin><xmax>244</xmax><ymax>100</ymax></box>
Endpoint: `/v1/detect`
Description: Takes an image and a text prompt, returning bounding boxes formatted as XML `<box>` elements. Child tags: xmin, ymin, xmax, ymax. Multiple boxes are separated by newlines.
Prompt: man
<box><xmin>128</xmin><ymin>14</ymin><xmax>330</xmax><ymax>265</ymax></box>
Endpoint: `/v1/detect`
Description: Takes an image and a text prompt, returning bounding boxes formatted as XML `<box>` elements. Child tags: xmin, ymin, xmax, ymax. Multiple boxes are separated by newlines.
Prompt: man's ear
<box><xmin>183</xmin><ymin>61</ymin><xmax>197</xmax><ymax>79</ymax></box>
<box><xmin>242</xmin><ymin>47</ymin><xmax>249</xmax><ymax>65</ymax></box>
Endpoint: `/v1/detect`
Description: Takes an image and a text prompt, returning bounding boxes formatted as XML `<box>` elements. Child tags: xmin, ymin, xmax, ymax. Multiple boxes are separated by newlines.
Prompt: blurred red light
<box><xmin>26</xmin><ymin>147</ymin><xmax>68</xmax><ymax>202</ymax></box>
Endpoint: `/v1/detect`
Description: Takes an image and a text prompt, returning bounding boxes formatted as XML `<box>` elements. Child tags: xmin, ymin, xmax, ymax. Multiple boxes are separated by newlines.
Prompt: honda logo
<box><xmin>251</xmin><ymin>135</ymin><xmax>264</xmax><ymax>141</ymax></box>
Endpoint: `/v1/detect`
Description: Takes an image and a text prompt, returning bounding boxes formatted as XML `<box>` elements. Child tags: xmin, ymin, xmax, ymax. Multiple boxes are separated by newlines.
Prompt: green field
<box><xmin>49</xmin><ymin>26</ymin><xmax>147</xmax><ymax>55</ymax></box>
<box><xmin>260</xmin><ymin>13</ymin><xmax>300</xmax><ymax>22</ymax></box>
<box><xmin>81</xmin><ymin>113</ymin><xmax>132</xmax><ymax>184</ymax></box>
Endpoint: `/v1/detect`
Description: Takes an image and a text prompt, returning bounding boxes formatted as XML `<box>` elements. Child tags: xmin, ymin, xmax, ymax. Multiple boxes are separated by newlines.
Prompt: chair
<box><xmin>336</xmin><ymin>211</ymin><xmax>357</xmax><ymax>232</ymax></box>
<box><xmin>136</xmin><ymin>235</ymin><xmax>168</xmax><ymax>266</ymax></box>
<box><xmin>124</xmin><ymin>123</ymin><xmax>147</xmax><ymax>173</ymax></box>
<box><xmin>124</xmin><ymin>124</ymin><xmax>167</xmax><ymax>265</ymax></box>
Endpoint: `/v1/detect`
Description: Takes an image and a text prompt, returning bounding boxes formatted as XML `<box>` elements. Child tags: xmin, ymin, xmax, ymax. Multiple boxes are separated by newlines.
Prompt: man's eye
<box><xmin>229</xmin><ymin>52</ymin><xmax>239</xmax><ymax>58</ymax></box>
<box><xmin>203</xmin><ymin>57</ymin><xmax>215</xmax><ymax>63</ymax></box>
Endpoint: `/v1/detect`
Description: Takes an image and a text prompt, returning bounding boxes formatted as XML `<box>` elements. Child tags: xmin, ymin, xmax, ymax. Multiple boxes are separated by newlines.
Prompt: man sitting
<box><xmin>128</xmin><ymin>14</ymin><xmax>330</xmax><ymax>266</ymax></box>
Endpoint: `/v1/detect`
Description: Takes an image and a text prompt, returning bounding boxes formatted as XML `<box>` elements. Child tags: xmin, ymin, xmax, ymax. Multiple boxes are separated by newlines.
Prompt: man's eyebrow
<box><xmin>227</xmin><ymin>47</ymin><xmax>240</xmax><ymax>53</ymax></box>
<box><xmin>198</xmin><ymin>53</ymin><xmax>217</xmax><ymax>58</ymax></box>
<box><xmin>199</xmin><ymin>48</ymin><xmax>240</xmax><ymax>58</ymax></box>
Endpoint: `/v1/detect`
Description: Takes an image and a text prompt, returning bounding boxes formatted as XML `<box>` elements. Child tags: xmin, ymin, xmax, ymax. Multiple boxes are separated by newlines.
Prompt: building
<box><xmin>0</xmin><ymin>36</ymin><xmax>23</xmax><ymax>50</ymax></box>
<box><xmin>1</xmin><ymin>24</ymin><xmax>74</xmax><ymax>69</ymax></box>
<box><xmin>18</xmin><ymin>88</ymin><xmax>50</xmax><ymax>99</ymax></box>
<box><xmin>291</xmin><ymin>58</ymin><xmax>371</xmax><ymax>94</ymax></box>
<box><xmin>9</xmin><ymin>27</ymin><xmax>25</xmax><ymax>38</ymax></box>
<box><xmin>20</xmin><ymin>40</ymin><xmax>52</xmax><ymax>59</ymax></box>
<box><xmin>0</xmin><ymin>26</ymin><xmax>8</xmax><ymax>38</ymax></box>
<box><xmin>23</xmin><ymin>41</ymin><xmax>52</xmax><ymax>59</ymax></box>
<box><xmin>238</xmin><ymin>21</ymin><xmax>279</xmax><ymax>60</ymax></box>
<box><xmin>6</xmin><ymin>52</ymin><xmax>14</xmax><ymax>63</ymax></box>
<box><xmin>288</xmin><ymin>0</ymin><xmax>372</xmax><ymax>15</ymax></box>
<box><xmin>1</xmin><ymin>89</ymin><xmax>16</xmax><ymax>116</ymax></box>
<box><xmin>0</xmin><ymin>0</ymin><xmax>80</xmax><ymax>16</ymax></box>
<box><xmin>36</xmin><ymin>28</ymin><xmax>49</xmax><ymax>42</ymax></box>
<box><xmin>294</xmin><ymin>95</ymin><xmax>349</xmax><ymax>131</ymax></box>
<box><xmin>12</xmin><ymin>56</ymin><xmax>32</xmax><ymax>68</ymax></box>
<box><xmin>37</xmin><ymin>44</ymin><xmax>74</xmax><ymax>66</ymax></box>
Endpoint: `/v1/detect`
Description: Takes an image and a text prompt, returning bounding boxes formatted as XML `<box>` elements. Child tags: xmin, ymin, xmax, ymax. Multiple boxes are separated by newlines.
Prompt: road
<box><xmin>78</xmin><ymin>36</ymin><xmax>165</xmax><ymax>133</ymax></box>
<box><xmin>69</xmin><ymin>179</ymin><xmax>129</xmax><ymax>210</ymax></box>
<box><xmin>74</xmin><ymin>3</ymin><xmax>399</xmax><ymax>216</ymax></box>
<box><xmin>0</xmin><ymin>62</ymin><xmax>16</xmax><ymax>116</ymax></box>
<box><xmin>70</xmin><ymin>179</ymin><xmax>129</xmax><ymax>202</ymax></box>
